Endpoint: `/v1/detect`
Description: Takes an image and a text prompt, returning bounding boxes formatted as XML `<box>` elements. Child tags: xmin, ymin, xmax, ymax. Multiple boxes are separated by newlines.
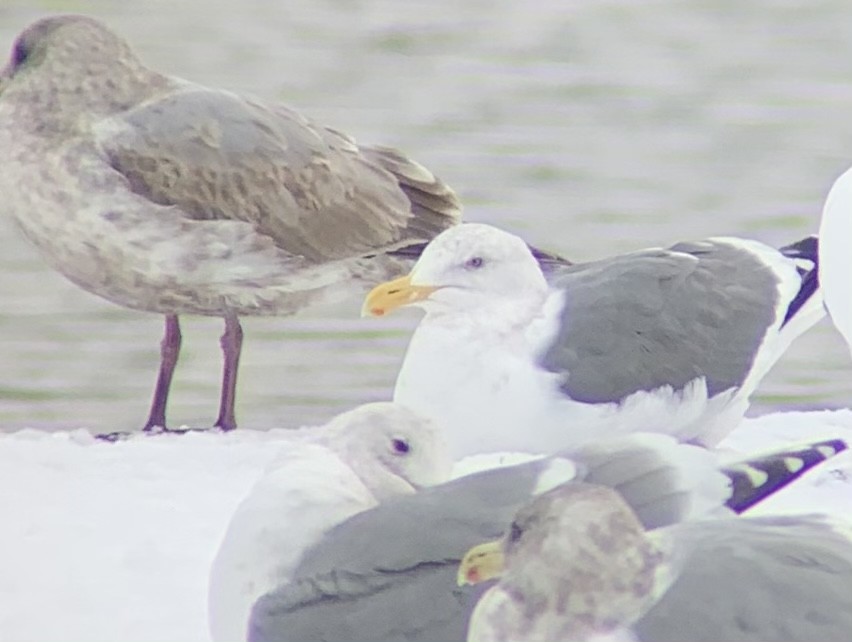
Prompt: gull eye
<box><xmin>465</xmin><ymin>256</ymin><xmax>484</xmax><ymax>270</ymax></box>
<box><xmin>508</xmin><ymin>521</ymin><xmax>523</xmax><ymax>544</ymax></box>
<box><xmin>11</xmin><ymin>40</ymin><xmax>28</xmax><ymax>68</ymax></box>
<box><xmin>391</xmin><ymin>438</ymin><xmax>410</xmax><ymax>455</ymax></box>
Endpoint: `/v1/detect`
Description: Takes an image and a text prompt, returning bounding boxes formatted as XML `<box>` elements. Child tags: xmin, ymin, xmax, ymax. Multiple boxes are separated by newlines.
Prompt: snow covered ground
<box><xmin>1</xmin><ymin>410</ymin><xmax>851</xmax><ymax>642</ymax></box>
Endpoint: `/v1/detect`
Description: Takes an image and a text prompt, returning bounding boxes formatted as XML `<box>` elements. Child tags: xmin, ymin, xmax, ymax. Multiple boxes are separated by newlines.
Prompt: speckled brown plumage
<box><xmin>0</xmin><ymin>14</ymin><xmax>462</xmax><ymax>431</ymax></box>
<box><xmin>477</xmin><ymin>484</ymin><xmax>667</xmax><ymax>642</ymax></box>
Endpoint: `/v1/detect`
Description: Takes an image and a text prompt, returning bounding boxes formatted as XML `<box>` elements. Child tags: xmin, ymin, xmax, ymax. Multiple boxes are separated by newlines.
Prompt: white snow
<box><xmin>0</xmin><ymin>410</ymin><xmax>850</xmax><ymax>642</ymax></box>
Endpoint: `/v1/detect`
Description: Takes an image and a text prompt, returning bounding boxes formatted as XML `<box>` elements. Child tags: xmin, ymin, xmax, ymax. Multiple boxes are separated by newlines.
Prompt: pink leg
<box><xmin>214</xmin><ymin>315</ymin><xmax>243</xmax><ymax>431</ymax></box>
<box><xmin>143</xmin><ymin>314</ymin><xmax>182</xmax><ymax>431</ymax></box>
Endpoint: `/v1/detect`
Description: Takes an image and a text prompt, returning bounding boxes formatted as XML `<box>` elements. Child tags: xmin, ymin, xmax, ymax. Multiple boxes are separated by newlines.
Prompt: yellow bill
<box><xmin>362</xmin><ymin>273</ymin><xmax>438</xmax><ymax>317</ymax></box>
<box><xmin>457</xmin><ymin>539</ymin><xmax>505</xmax><ymax>586</ymax></box>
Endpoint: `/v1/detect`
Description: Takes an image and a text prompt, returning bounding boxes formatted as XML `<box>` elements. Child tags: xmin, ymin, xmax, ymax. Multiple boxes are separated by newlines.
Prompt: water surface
<box><xmin>1</xmin><ymin>0</ymin><xmax>851</xmax><ymax>431</ymax></box>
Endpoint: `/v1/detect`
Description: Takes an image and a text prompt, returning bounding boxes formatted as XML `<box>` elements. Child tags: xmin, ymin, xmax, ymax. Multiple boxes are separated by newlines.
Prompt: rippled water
<box><xmin>2</xmin><ymin>0</ymin><xmax>852</xmax><ymax>432</ymax></box>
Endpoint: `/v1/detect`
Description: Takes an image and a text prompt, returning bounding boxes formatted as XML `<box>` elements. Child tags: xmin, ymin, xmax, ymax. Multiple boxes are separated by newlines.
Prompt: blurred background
<box><xmin>1</xmin><ymin>0</ymin><xmax>852</xmax><ymax>432</ymax></box>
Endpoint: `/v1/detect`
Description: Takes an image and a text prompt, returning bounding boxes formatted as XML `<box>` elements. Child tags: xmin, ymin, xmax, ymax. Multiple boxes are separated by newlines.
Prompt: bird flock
<box><xmin>1</xmin><ymin>14</ymin><xmax>852</xmax><ymax>642</ymax></box>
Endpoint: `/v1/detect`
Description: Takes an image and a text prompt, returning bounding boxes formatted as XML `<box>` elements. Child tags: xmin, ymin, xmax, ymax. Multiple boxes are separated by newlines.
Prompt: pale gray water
<box><xmin>1</xmin><ymin>0</ymin><xmax>851</xmax><ymax>432</ymax></box>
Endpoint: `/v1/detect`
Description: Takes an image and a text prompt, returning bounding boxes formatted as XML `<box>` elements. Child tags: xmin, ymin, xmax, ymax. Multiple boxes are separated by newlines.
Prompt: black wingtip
<box><xmin>723</xmin><ymin>438</ymin><xmax>847</xmax><ymax>514</ymax></box>
<box><xmin>386</xmin><ymin>241</ymin><xmax>574</xmax><ymax>269</ymax></box>
<box><xmin>528</xmin><ymin>244</ymin><xmax>573</xmax><ymax>267</ymax></box>
<box><xmin>779</xmin><ymin>234</ymin><xmax>820</xmax><ymax>327</ymax></box>
<box><xmin>779</xmin><ymin>234</ymin><xmax>818</xmax><ymax>261</ymax></box>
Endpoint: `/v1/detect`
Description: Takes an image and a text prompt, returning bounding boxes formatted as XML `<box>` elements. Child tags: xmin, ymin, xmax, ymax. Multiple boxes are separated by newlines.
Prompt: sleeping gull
<box><xmin>363</xmin><ymin>223</ymin><xmax>822</xmax><ymax>456</ymax></box>
<box><xmin>0</xmin><ymin>15</ymin><xmax>461</xmax><ymax>431</ymax></box>
<box><xmin>461</xmin><ymin>483</ymin><xmax>852</xmax><ymax>642</ymax></box>
<box><xmin>818</xmin><ymin>165</ymin><xmax>852</xmax><ymax>358</ymax></box>
<box><xmin>246</xmin><ymin>437</ymin><xmax>845</xmax><ymax>642</ymax></box>
<box><xmin>207</xmin><ymin>401</ymin><xmax>452</xmax><ymax>642</ymax></box>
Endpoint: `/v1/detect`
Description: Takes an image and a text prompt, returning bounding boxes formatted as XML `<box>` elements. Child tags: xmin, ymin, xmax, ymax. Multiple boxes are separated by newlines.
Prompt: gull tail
<box><xmin>361</xmin><ymin>145</ymin><xmax>463</xmax><ymax>242</ymax></box>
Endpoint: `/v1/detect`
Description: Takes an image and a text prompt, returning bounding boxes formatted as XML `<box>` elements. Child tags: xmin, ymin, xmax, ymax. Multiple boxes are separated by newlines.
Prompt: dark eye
<box><xmin>391</xmin><ymin>438</ymin><xmax>410</xmax><ymax>455</ymax></box>
<box><xmin>11</xmin><ymin>39</ymin><xmax>28</xmax><ymax>68</ymax></box>
<box><xmin>465</xmin><ymin>256</ymin><xmax>484</xmax><ymax>270</ymax></box>
<box><xmin>508</xmin><ymin>521</ymin><xmax>523</xmax><ymax>543</ymax></box>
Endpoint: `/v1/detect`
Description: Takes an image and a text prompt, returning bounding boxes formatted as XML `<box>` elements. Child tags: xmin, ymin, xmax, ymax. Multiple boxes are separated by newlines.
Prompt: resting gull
<box><xmin>246</xmin><ymin>437</ymin><xmax>845</xmax><ymax>642</ymax></box>
<box><xmin>364</xmin><ymin>223</ymin><xmax>822</xmax><ymax>456</ymax></box>
<box><xmin>461</xmin><ymin>483</ymin><xmax>852</xmax><ymax>642</ymax></box>
<box><xmin>0</xmin><ymin>15</ymin><xmax>461</xmax><ymax>431</ymax></box>
<box><xmin>207</xmin><ymin>401</ymin><xmax>452</xmax><ymax>642</ymax></box>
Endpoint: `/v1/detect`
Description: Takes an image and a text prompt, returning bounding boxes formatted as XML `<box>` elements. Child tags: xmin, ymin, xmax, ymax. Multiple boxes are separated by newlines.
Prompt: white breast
<box><xmin>394</xmin><ymin>304</ymin><xmax>746</xmax><ymax>458</ymax></box>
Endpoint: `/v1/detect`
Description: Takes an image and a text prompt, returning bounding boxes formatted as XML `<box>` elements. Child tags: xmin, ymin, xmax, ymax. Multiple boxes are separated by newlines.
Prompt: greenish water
<box><xmin>1</xmin><ymin>0</ymin><xmax>851</xmax><ymax>432</ymax></box>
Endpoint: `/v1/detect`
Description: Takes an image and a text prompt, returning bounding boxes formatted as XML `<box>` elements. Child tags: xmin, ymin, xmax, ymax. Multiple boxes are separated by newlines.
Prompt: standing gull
<box><xmin>363</xmin><ymin>223</ymin><xmax>822</xmax><ymax>456</ymax></box>
<box><xmin>0</xmin><ymin>15</ymin><xmax>462</xmax><ymax>431</ymax></box>
<box><xmin>461</xmin><ymin>483</ymin><xmax>852</xmax><ymax>642</ymax></box>
<box><xmin>208</xmin><ymin>401</ymin><xmax>452</xmax><ymax>642</ymax></box>
<box><xmin>246</xmin><ymin>437</ymin><xmax>846</xmax><ymax>642</ymax></box>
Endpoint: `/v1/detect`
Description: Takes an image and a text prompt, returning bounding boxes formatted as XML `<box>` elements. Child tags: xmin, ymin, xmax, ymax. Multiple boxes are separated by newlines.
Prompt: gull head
<box><xmin>462</xmin><ymin>483</ymin><xmax>670</xmax><ymax>641</ymax></box>
<box><xmin>500</xmin><ymin>484</ymin><xmax>652</xmax><ymax>578</ymax></box>
<box><xmin>363</xmin><ymin>223</ymin><xmax>548</xmax><ymax>317</ymax></box>
<box><xmin>0</xmin><ymin>15</ymin><xmax>150</xmax><ymax>117</ymax></box>
<box><xmin>319</xmin><ymin>402</ymin><xmax>453</xmax><ymax>501</ymax></box>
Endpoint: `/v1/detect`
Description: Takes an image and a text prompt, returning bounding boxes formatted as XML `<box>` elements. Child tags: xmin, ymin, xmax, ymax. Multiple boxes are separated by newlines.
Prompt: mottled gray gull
<box><xmin>0</xmin><ymin>15</ymin><xmax>461</xmax><ymax>431</ymax></box>
<box><xmin>461</xmin><ymin>483</ymin><xmax>852</xmax><ymax>642</ymax></box>
<box><xmin>363</xmin><ymin>223</ymin><xmax>822</xmax><ymax>456</ymax></box>
<box><xmin>819</xmin><ymin>165</ymin><xmax>852</xmax><ymax>359</ymax></box>
<box><xmin>208</xmin><ymin>401</ymin><xmax>452</xmax><ymax>642</ymax></box>
<box><xmin>246</xmin><ymin>437</ymin><xmax>845</xmax><ymax>642</ymax></box>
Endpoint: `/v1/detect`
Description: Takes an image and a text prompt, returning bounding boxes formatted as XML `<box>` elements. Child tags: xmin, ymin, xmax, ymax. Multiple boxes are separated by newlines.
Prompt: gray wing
<box><xmin>565</xmin><ymin>435</ymin><xmax>732</xmax><ymax>528</ymax></box>
<box><xmin>587</xmin><ymin>435</ymin><xmax>849</xmax><ymax>521</ymax></box>
<box><xmin>636</xmin><ymin>516</ymin><xmax>852</xmax><ymax>642</ymax></box>
<box><xmin>538</xmin><ymin>241</ymin><xmax>781</xmax><ymax>403</ymax></box>
<box><xmin>248</xmin><ymin>460</ymin><xmax>553</xmax><ymax>642</ymax></box>
<box><xmin>247</xmin><ymin>437</ymin><xmax>730</xmax><ymax>642</ymax></box>
<box><xmin>96</xmin><ymin>88</ymin><xmax>460</xmax><ymax>262</ymax></box>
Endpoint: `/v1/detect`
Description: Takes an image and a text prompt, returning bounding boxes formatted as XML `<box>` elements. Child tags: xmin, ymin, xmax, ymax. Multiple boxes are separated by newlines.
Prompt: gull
<box><xmin>208</xmin><ymin>401</ymin><xmax>452</xmax><ymax>642</ymax></box>
<box><xmin>364</xmin><ymin>223</ymin><xmax>822</xmax><ymax>457</ymax></box>
<box><xmin>818</xmin><ymin>165</ymin><xmax>852</xmax><ymax>359</ymax></box>
<box><xmin>461</xmin><ymin>482</ymin><xmax>852</xmax><ymax>642</ymax></box>
<box><xmin>246</xmin><ymin>437</ymin><xmax>846</xmax><ymax>642</ymax></box>
<box><xmin>0</xmin><ymin>15</ymin><xmax>461</xmax><ymax>431</ymax></box>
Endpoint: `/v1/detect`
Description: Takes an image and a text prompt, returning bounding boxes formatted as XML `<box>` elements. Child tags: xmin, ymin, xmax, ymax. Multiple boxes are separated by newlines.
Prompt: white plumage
<box><xmin>364</xmin><ymin>224</ymin><xmax>822</xmax><ymax>457</ymax></box>
<box><xmin>207</xmin><ymin>402</ymin><xmax>451</xmax><ymax>642</ymax></box>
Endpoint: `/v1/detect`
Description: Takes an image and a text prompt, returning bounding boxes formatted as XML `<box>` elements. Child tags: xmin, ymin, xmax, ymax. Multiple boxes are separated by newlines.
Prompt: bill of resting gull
<box><xmin>246</xmin><ymin>437</ymin><xmax>846</xmax><ymax>642</ymax></box>
<box><xmin>818</xmin><ymin>165</ymin><xmax>852</xmax><ymax>359</ymax></box>
<box><xmin>0</xmin><ymin>15</ymin><xmax>462</xmax><ymax>431</ymax></box>
<box><xmin>363</xmin><ymin>223</ymin><xmax>822</xmax><ymax>456</ymax></box>
<box><xmin>207</xmin><ymin>401</ymin><xmax>452</xmax><ymax>642</ymax></box>
<box><xmin>460</xmin><ymin>483</ymin><xmax>852</xmax><ymax>642</ymax></box>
